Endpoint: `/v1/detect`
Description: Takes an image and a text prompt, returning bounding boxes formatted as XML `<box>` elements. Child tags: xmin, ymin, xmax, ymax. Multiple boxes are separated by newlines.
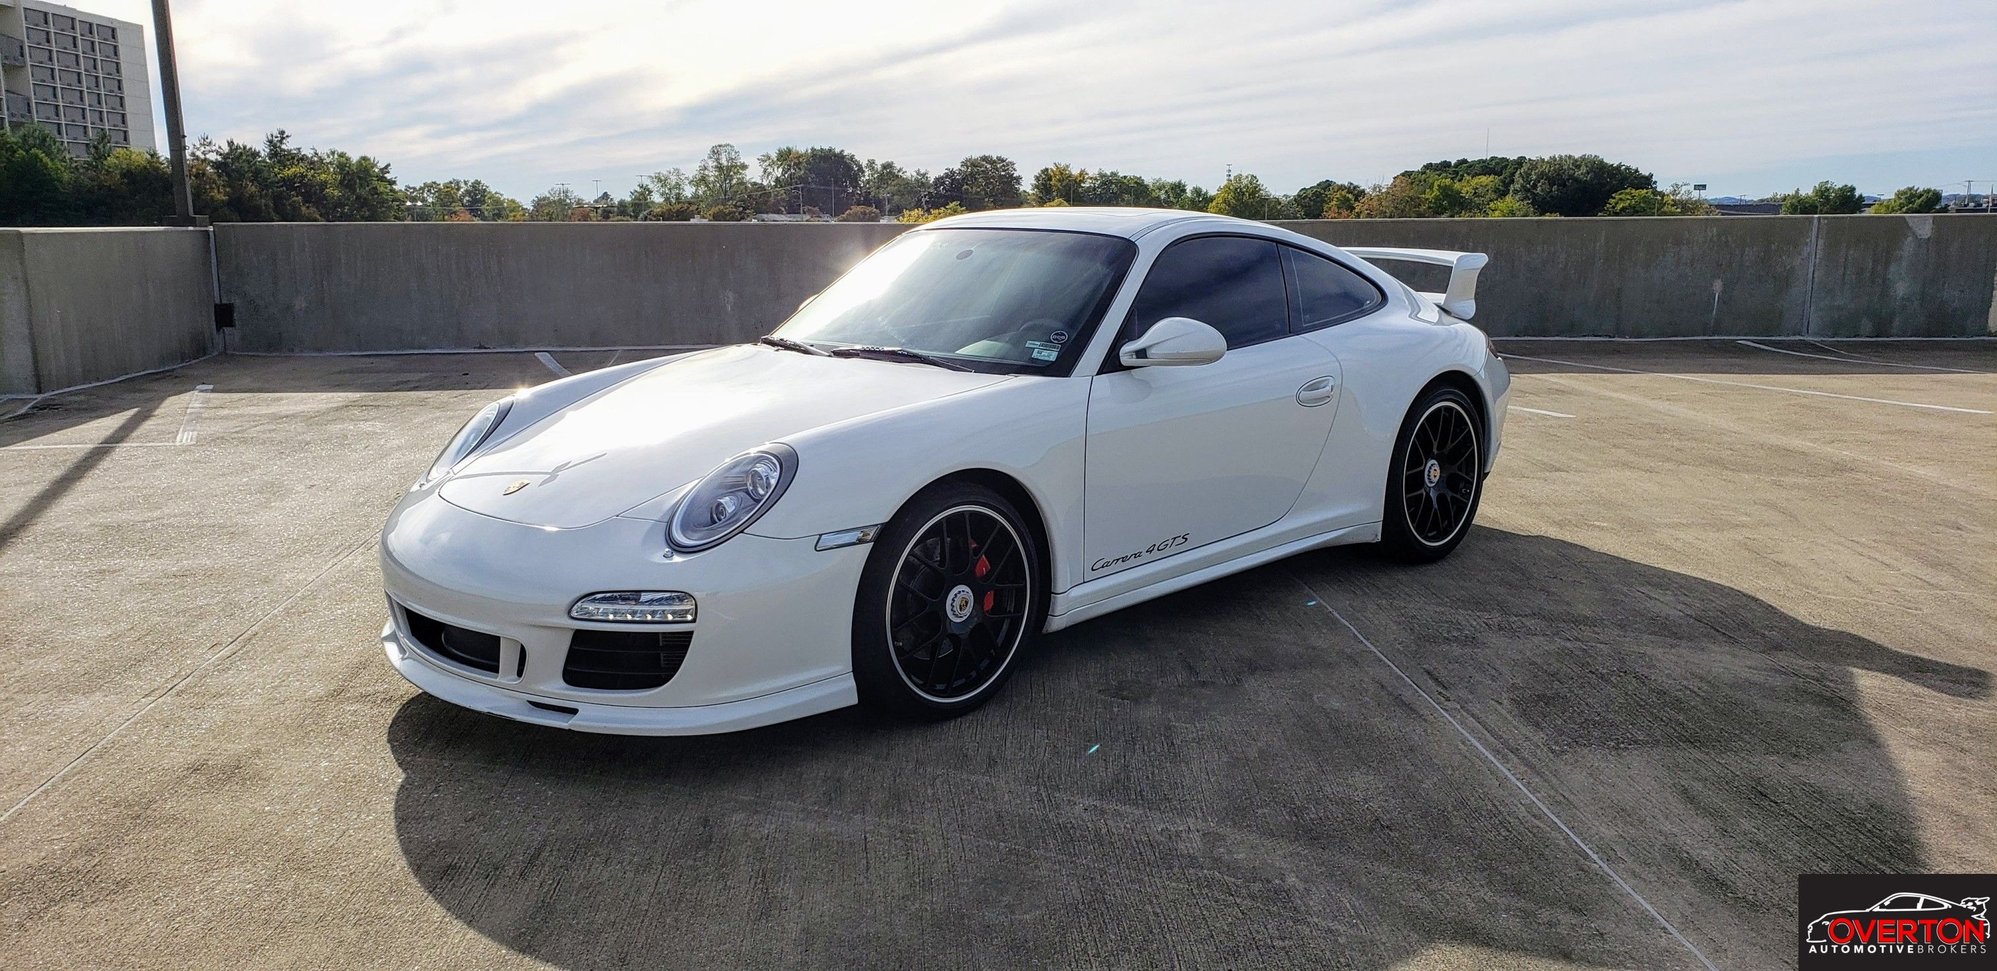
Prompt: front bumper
<box><xmin>379</xmin><ymin>491</ymin><xmax>869</xmax><ymax>734</ymax></box>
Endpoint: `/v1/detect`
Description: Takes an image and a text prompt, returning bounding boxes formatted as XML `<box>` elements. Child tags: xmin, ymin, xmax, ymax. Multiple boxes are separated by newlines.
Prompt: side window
<box><xmin>1128</xmin><ymin>236</ymin><xmax>1288</xmax><ymax>349</ymax></box>
<box><xmin>1285</xmin><ymin>247</ymin><xmax>1384</xmax><ymax>330</ymax></box>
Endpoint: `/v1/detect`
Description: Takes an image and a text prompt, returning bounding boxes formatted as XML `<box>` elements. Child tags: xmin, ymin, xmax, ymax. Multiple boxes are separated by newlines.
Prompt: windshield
<box><xmin>772</xmin><ymin>228</ymin><xmax>1136</xmax><ymax>374</ymax></box>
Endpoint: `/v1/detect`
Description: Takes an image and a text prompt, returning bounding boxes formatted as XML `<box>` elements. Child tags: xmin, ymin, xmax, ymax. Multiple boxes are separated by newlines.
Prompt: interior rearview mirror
<box><xmin>1119</xmin><ymin>317</ymin><xmax>1226</xmax><ymax>368</ymax></box>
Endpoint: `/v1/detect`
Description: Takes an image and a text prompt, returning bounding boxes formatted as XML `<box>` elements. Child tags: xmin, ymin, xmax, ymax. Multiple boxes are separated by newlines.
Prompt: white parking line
<box><xmin>1505</xmin><ymin>354</ymin><xmax>1992</xmax><ymax>415</ymax></box>
<box><xmin>2</xmin><ymin>384</ymin><xmax>215</xmax><ymax>451</ymax></box>
<box><xmin>1736</xmin><ymin>340</ymin><xmax>1990</xmax><ymax>374</ymax></box>
<box><xmin>534</xmin><ymin>352</ymin><xmax>572</xmax><ymax>377</ymax></box>
<box><xmin>1510</xmin><ymin>406</ymin><xmax>1575</xmax><ymax>418</ymax></box>
<box><xmin>174</xmin><ymin>384</ymin><xmax>214</xmax><ymax>445</ymax></box>
<box><xmin>1</xmin><ymin>535</ymin><xmax>380</xmax><ymax>824</ymax></box>
<box><xmin>1294</xmin><ymin>581</ymin><xmax>1720</xmax><ymax>971</ymax></box>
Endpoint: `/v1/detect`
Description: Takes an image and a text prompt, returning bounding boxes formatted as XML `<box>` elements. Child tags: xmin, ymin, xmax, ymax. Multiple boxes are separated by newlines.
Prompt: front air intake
<box><xmin>562</xmin><ymin>630</ymin><xmax>694</xmax><ymax>690</ymax></box>
<box><xmin>403</xmin><ymin>608</ymin><xmax>521</xmax><ymax>677</ymax></box>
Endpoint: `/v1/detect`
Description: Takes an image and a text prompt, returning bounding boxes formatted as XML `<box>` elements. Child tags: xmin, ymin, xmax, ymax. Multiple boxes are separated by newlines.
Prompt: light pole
<box><xmin>150</xmin><ymin>0</ymin><xmax>203</xmax><ymax>225</ymax></box>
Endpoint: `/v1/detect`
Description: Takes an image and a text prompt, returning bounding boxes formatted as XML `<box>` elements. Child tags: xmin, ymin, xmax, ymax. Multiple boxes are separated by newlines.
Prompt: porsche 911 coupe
<box><xmin>379</xmin><ymin>207</ymin><xmax>1510</xmax><ymax>734</ymax></box>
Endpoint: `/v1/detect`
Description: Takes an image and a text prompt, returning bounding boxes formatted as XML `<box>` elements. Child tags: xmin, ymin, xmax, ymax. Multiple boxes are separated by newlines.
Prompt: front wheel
<box><xmin>852</xmin><ymin>483</ymin><xmax>1043</xmax><ymax>720</ymax></box>
<box><xmin>1379</xmin><ymin>386</ymin><xmax>1485</xmax><ymax>563</ymax></box>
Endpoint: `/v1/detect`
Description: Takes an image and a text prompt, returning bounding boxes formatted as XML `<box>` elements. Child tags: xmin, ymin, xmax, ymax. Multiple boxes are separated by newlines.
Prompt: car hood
<box><xmin>441</xmin><ymin>344</ymin><xmax>1012</xmax><ymax>528</ymax></box>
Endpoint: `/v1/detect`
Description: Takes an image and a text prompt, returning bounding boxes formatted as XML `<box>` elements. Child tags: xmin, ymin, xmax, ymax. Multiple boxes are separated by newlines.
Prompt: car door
<box><xmin>1082</xmin><ymin>235</ymin><xmax>1342</xmax><ymax>580</ymax></box>
<box><xmin>1283</xmin><ymin>244</ymin><xmax>1398</xmax><ymax>529</ymax></box>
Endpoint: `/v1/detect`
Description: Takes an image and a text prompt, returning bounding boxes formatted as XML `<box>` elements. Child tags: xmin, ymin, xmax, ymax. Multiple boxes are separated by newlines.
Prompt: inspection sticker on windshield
<box><xmin>1027</xmin><ymin>341</ymin><xmax>1062</xmax><ymax>362</ymax></box>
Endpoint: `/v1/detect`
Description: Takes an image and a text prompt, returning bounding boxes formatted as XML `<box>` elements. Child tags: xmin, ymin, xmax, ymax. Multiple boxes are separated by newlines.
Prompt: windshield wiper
<box><xmin>758</xmin><ymin>335</ymin><xmax>831</xmax><ymax>356</ymax></box>
<box><xmin>827</xmin><ymin>345</ymin><xmax>974</xmax><ymax>371</ymax></box>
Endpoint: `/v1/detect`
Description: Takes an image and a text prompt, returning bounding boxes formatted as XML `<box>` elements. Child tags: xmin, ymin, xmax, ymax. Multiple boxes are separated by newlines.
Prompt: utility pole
<box><xmin>151</xmin><ymin>0</ymin><xmax>203</xmax><ymax>225</ymax></box>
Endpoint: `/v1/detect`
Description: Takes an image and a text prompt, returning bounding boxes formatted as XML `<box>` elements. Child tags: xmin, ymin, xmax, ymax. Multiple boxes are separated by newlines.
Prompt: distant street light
<box><xmin>150</xmin><ymin>0</ymin><xmax>202</xmax><ymax>225</ymax></box>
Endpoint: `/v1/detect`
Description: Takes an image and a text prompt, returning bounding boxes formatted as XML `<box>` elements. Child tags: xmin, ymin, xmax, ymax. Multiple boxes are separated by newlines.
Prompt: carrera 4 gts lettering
<box><xmin>1091</xmin><ymin>532</ymin><xmax>1191</xmax><ymax>572</ymax></box>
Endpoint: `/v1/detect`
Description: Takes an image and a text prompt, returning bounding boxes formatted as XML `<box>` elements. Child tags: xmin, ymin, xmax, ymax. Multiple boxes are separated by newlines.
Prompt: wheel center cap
<box><xmin>1424</xmin><ymin>458</ymin><xmax>1442</xmax><ymax>487</ymax></box>
<box><xmin>945</xmin><ymin>584</ymin><xmax>976</xmax><ymax>624</ymax></box>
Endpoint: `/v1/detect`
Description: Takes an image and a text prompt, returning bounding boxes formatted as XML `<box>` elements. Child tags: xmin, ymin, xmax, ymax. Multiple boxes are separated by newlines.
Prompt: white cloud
<box><xmin>83</xmin><ymin>0</ymin><xmax>1997</xmax><ymax>199</ymax></box>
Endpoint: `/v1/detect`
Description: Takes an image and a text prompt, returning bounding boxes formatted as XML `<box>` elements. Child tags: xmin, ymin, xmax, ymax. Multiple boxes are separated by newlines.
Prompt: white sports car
<box><xmin>380</xmin><ymin>207</ymin><xmax>1509</xmax><ymax>734</ymax></box>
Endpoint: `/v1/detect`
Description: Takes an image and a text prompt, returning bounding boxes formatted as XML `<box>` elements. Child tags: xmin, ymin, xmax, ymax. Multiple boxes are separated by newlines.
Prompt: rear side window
<box><xmin>1128</xmin><ymin>236</ymin><xmax>1288</xmax><ymax>349</ymax></box>
<box><xmin>1285</xmin><ymin>247</ymin><xmax>1384</xmax><ymax>330</ymax></box>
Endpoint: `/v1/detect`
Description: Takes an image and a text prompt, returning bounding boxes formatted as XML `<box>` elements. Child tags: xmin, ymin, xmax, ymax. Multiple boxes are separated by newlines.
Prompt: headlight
<box><xmin>668</xmin><ymin>445</ymin><xmax>796</xmax><ymax>552</ymax></box>
<box><xmin>421</xmin><ymin>398</ymin><xmax>510</xmax><ymax>485</ymax></box>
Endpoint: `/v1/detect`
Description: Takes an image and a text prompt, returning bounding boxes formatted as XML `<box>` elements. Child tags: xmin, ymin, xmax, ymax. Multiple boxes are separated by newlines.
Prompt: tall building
<box><xmin>0</xmin><ymin>0</ymin><xmax>156</xmax><ymax>157</ymax></box>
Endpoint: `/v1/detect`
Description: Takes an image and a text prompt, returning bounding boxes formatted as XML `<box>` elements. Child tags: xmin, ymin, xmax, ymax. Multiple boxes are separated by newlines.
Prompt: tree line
<box><xmin>0</xmin><ymin>123</ymin><xmax>1958</xmax><ymax>227</ymax></box>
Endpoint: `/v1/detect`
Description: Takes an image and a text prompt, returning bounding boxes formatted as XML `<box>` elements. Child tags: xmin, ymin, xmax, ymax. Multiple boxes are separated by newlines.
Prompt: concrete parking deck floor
<box><xmin>1</xmin><ymin>340</ymin><xmax>1992</xmax><ymax>969</ymax></box>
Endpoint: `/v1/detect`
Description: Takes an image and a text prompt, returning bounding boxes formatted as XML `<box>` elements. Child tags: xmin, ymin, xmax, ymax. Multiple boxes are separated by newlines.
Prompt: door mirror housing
<box><xmin>1119</xmin><ymin>317</ymin><xmax>1226</xmax><ymax>368</ymax></box>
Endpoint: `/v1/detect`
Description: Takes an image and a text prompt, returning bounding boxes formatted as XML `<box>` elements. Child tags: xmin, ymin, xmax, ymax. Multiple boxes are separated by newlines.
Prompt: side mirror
<box><xmin>1119</xmin><ymin>317</ymin><xmax>1226</xmax><ymax>367</ymax></box>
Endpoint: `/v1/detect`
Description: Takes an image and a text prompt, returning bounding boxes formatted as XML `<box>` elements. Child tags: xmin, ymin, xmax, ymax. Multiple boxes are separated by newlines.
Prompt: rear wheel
<box><xmin>852</xmin><ymin>483</ymin><xmax>1042</xmax><ymax>719</ymax></box>
<box><xmin>1379</xmin><ymin>386</ymin><xmax>1484</xmax><ymax>563</ymax></box>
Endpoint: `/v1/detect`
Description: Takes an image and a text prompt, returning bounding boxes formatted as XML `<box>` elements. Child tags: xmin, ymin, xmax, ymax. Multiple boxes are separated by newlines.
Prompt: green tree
<box><xmin>859</xmin><ymin>159</ymin><xmax>929</xmax><ymax>215</ymax></box>
<box><xmin>702</xmin><ymin>202</ymin><xmax>753</xmax><ymax>222</ymax></box>
<box><xmin>1084</xmin><ymin>170</ymin><xmax>1155</xmax><ymax>207</ymax></box>
<box><xmin>1353</xmin><ymin>175</ymin><xmax>1433</xmax><ymax>218</ymax></box>
<box><xmin>644</xmin><ymin>201</ymin><xmax>699</xmax><ymax>221</ymax></box>
<box><xmin>896</xmin><ymin>201</ymin><xmax>968</xmax><ymax>224</ymax></box>
<box><xmin>1146</xmin><ymin>179</ymin><xmax>1212</xmax><ymax>211</ymax></box>
<box><xmin>935</xmin><ymin>155</ymin><xmax>1021</xmax><ymax>210</ymax></box>
<box><xmin>74</xmin><ymin>146</ymin><xmax>172</xmax><ymax>224</ymax></box>
<box><xmin>1293</xmin><ymin>180</ymin><xmax>1365</xmax><ymax>220</ymax></box>
<box><xmin>321</xmin><ymin>150</ymin><xmax>404</xmax><ymax>221</ymax></box>
<box><xmin>1409</xmin><ymin>156</ymin><xmax>1529</xmax><ymax>194</ymax></box>
<box><xmin>1510</xmin><ymin>154</ymin><xmax>1655</xmax><ymax>216</ymax></box>
<box><xmin>794</xmin><ymin>147</ymin><xmax>864</xmax><ymax>214</ymax></box>
<box><xmin>643</xmin><ymin>168</ymin><xmax>692</xmax><ymax>204</ymax></box>
<box><xmin>1601</xmin><ymin>187</ymin><xmax>1673</xmax><ymax>216</ymax></box>
<box><xmin>1778</xmin><ymin>181</ymin><xmax>1864</xmax><ymax>215</ymax></box>
<box><xmin>0</xmin><ymin>124</ymin><xmax>78</xmax><ymax>225</ymax></box>
<box><xmin>1030</xmin><ymin>163</ymin><xmax>1089</xmax><ymax>205</ymax></box>
<box><xmin>1319</xmin><ymin>183</ymin><xmax>1367</xmax><ymax>218</ymax></box>
<box><xmin>1485</xmin><ymin>195</ymin><xmax>1538</xmax><ymax>218</ymax></box>
<box><xmin>1869</xmin><ymin>186</ymin><xmax>1942</xmax><ymax>214</ymax></box>
<box><xmin>1601</xmin><ymin>184</ymin><xmax>1714</xmax><ymax>217</ymax></box>
<box><xmin>1207</xmin><ymin>173</ymin><xmax>1282</xmax><ymax>219</ymax></box>
<box><xmin>528</xmin><ymin>185</ymin><xmax>584</xmax><ymax>221</ymax></box>
<box><xmin>692</xmin><ymin>144</ymin><xmax>750</xmax><ymax>205</ymax></box>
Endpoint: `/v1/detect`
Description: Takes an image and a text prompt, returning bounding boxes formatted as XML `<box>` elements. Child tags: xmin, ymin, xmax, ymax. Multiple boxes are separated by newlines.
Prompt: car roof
<box><xmin>920</xmin><ymin>206</ymin><xmax>1254</xmax><ymax>240</ymax></box>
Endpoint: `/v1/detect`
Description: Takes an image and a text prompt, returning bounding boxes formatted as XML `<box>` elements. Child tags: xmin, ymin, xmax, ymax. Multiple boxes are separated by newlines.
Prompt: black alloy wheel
<box><xmin>853</xmin><ymin>484</ymin><xmax>1041</xmax><ymax>718</ymax></box>
<box><xmin>1380</xmin><ymin>386</ymin><xmax>1484</xmax><ymax>562</ymax></box>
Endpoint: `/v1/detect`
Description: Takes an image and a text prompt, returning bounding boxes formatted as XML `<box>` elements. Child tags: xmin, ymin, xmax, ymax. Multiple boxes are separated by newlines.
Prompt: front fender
<box><xmin>747</xmin><ymin>376</ymin><xmax>1093</xmax><ymax>593</ymax></box>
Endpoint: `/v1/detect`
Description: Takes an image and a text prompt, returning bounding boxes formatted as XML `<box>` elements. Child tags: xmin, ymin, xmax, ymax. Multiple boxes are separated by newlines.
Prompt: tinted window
<box><xmin>1286</xmin><ymin>247</ymin><xmax>1384</xmax><ymax>330</ymax></box>
<box><xmin>1129</xmin><ymin>236</ymin><xmax>1288</xmax><ymax>349</ymax></box>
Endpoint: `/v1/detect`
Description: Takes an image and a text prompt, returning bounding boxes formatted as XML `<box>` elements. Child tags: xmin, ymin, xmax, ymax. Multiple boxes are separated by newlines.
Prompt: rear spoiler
<box><xmin>1343</xmin><ymin>247</ymin><xmax>1489</xmax><ymax>320</ymax></box>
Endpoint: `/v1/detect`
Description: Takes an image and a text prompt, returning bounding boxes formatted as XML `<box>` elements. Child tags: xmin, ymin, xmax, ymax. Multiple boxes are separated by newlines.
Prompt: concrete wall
<box><xmin>215</xmin><ymin>222</ymin><xmax>911</xmax><ymax>353</ymax></box>
<box><xmin>218</xmin><ymin>215</ymin><xmax>1997</xmax><ymax>348</ymax></box>
<box><xmin>1278</xmin><ymin>214</ymin><xmax>1997</xmax><ymax>338</ymax></box>
<box><xmin>0</xmin><ymin>228</ymin><xmax>215</xmax><ymax>396</ymax></box>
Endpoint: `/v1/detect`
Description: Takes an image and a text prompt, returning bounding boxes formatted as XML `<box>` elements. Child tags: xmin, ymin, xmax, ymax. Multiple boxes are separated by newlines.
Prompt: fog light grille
<box><xmin>562</xmin><ymin>630</ymin><xmax>694</xmax><ymax>690</ymax></box>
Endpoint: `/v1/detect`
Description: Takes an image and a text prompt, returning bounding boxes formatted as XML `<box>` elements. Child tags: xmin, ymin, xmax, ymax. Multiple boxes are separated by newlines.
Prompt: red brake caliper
<box><xmin>975</xmin><ymin>554</ymin><xmax>993</xmax><ymax>611</ymax></box>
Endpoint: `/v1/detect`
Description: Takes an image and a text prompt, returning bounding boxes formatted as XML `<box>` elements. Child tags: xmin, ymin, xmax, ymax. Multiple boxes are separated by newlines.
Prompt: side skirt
<box><xmin>1043</xmin><ymin>521</ymin><xmax>1381</xmax><ymax>633</ymax></box>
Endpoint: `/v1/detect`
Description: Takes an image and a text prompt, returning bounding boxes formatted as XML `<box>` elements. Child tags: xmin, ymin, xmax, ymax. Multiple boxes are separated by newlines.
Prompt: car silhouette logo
<box><xmin>1806</xmin><ymin>892</ymin><xmax>1990</xmax><ymax>945</ymax></box>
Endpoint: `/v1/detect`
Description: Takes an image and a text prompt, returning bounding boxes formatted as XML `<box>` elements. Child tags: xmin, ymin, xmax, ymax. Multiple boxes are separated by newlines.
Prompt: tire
<box><xmin>1379</xmin><ymin>385</ymin><xmax>1485</xmax><ymax>563</ymax></box>
<box><xmin>852</xmin><ymin>482</ymin><xmax>1044</xmax><ymax>720</ymax></box>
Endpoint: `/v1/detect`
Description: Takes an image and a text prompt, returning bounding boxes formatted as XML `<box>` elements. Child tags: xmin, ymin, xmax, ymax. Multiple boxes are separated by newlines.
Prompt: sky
<box><xmin>86</xmin><ymin>0</ymin><xmax>1997</xmax><ymax>203</ymax></box>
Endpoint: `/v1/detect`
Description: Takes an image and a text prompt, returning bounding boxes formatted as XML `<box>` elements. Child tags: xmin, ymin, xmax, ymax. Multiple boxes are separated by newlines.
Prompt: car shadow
<box><xmin>384</xmin><ymin>527</ymin><xmax>1985</xmax><ymax>969</ymax></box>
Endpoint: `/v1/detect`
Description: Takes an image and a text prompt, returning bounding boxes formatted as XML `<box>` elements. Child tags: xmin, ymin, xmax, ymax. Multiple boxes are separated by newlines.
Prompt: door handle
<box><xmin>1296</xmin><ymin>375</ymin><xmax>1338</xmax><ymax>407</ymax></box>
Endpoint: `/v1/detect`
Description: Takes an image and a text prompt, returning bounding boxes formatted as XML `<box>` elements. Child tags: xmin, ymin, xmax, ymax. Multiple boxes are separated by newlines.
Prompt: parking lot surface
<box><xmin>1</xmin><ymin>339</ymin><xmax>1992</xmax><ymax>969</ymax></box>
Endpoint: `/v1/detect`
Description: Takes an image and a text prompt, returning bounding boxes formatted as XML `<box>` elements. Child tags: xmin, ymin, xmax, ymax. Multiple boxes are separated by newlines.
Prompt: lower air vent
<box><xmin>563</xmin><ymin>629</ymin><xmax>694</xmax><ymax>690</ymax></box>
<box><xmin>404</xmin><ymin>609</ymin><xmax>521</xmax><ymax>677</ymax></box>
